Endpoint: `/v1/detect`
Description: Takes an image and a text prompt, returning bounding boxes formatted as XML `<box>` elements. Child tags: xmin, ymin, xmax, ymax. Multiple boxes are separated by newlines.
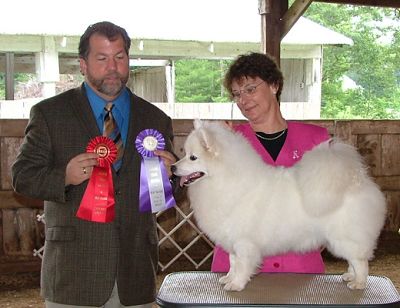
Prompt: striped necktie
<box><xmin>103</xmin><ymin>102</ymin><xmax>124</xmax><ymax>170</ymax></box>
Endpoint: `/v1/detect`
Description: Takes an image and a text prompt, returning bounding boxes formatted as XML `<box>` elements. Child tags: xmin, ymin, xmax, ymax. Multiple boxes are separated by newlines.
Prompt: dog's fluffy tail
<box><xmin>294</xmin><ymin>139</ymin><xmax>369</xmax><ymax>216</ymax></box>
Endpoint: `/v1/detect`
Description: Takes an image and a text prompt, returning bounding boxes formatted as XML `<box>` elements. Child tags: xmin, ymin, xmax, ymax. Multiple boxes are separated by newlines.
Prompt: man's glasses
<box><xmin>231</xmin><ymin>81</ymin><xmax>264</xmax><ymax>102</ymax></box>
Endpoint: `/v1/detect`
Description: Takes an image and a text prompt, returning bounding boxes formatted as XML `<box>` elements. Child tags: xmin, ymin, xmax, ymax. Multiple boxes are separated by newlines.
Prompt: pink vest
<box><xmin>211</xmin><ymin>121</ymin><xmax>330</xmax><ymax>273</ymax></box>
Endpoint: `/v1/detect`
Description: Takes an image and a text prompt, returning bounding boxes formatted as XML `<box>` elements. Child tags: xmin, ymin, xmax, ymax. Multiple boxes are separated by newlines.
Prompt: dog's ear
<box><xmin>198</xmin><ymin>127</ymin><xmax>218</xmax><ymax>155</ymax></box>
<box><xmin>193</xmin><ymin>119</ymin><xmax>203</xmax><ymax>130</ymax></box>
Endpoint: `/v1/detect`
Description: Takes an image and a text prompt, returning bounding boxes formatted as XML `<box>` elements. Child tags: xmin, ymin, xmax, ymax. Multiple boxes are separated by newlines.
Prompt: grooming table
<box><xmin>156</xmin><ymin>271</ymin><xmax>400</xmax><ymax>307</ymax></box>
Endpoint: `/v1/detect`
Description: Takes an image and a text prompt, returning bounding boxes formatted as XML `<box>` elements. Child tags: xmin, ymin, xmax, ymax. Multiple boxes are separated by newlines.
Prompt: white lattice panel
<box><xmin>157</xmin><ymin>205</ymin><xmax>214</xmax><ymax>272</ymax></box>
<box><xmin>33</xmin><ymin>213</ymin><xmax>45</xmax><ymax>259</ymax></box>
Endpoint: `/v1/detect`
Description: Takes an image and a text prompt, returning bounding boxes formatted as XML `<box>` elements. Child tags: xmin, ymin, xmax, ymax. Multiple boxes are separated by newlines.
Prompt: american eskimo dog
<box><xmin>171</xmin><ymin>120</ymin><xmax>386</xmax><ymax>291</ymax></box>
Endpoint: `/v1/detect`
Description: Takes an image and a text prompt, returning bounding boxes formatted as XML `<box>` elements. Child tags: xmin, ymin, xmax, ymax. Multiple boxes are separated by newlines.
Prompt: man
<box><xmin>12</xmin><ymin>21</ymin><xmax>177</xmax><ymax>307</ymax></box>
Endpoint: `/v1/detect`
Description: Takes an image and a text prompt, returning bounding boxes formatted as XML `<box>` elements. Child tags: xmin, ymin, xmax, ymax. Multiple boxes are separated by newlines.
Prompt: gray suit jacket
<box><xmin>12</xmin><ymin>85</ymin><xmax>174</xmax><ymax>306</ymax></box>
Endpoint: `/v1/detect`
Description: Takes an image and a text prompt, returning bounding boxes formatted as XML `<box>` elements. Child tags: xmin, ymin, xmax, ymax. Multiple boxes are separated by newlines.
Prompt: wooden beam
<box><xmin>0</xmin><ymin>34</ymin><xmax>263</xmax><ymax>61</ymax></box>
<box><xmin>0</xmin><ymin>191</ymin><xmax>43</xmax><ymax>209</ymax></box>
<box><xmin>0</xmin><ymin>119</ymin><xmax>28</xmax><ymax>137</ymax></box>
<box><xmin>0</xmin><ymin>260</ymin><xmax>41</xmax><ymax>274</ymax></box>
<box><xmin>130</xmin><ymin>39</ymin><xmax>260</xmax><ymax>60</ymax></box>
<box><xmin>314</xmin><ymin>0</ymin><xmax>400</xmax><ymax>8</ymax></box>
<box><xmin>0</xmin><ymin>35</ymin><xmax>43</xmax><ymax>53</ymax></box>
<box><xmin>282</xmin><ymin>0</ymin><xmax>314</xmax><ymax>38</ymax></box>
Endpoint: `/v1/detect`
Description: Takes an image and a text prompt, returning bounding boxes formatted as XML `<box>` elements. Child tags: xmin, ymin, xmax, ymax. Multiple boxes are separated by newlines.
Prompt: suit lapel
<box><xmin>68</xmin><ymin>85</ymin><xmax>101</xmax><ymax>140</ymax></box>
<box><xmin>119</xmin><ymin>91</ymin><xmax>144</xmax><ymax>172</ymax></box>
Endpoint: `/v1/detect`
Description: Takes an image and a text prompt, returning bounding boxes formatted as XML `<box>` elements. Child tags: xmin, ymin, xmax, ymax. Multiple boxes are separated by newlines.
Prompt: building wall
<box><xmin>129</xmin><ymin>67</ymin><xmax>168</xmax><ymax>103</ymax></box>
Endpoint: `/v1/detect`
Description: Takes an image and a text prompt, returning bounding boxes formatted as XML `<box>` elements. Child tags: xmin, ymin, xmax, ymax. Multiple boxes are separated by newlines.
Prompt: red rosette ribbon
<box><xmin>76</xmin><ymin>136</ymin><xmax>117</xmax><ymax>223</ymax></box>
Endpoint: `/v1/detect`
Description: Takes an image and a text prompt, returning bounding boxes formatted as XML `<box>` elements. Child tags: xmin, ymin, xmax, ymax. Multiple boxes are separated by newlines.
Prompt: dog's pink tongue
<box><xmin>180</xmin><ymin>176</ymin><xmax>188</xmax><ymax>187</ymax></box>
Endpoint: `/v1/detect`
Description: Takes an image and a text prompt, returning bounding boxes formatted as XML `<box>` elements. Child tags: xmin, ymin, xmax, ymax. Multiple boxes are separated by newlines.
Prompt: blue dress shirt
<box><xmin>84</xmin><ymin>83</ymin><xmax>130</xmax><ymax>146</ymax></box>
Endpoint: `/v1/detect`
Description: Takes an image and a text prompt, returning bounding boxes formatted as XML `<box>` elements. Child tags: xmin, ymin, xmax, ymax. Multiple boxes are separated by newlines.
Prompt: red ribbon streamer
<box><xmin>76</xmin><ymin>137</ymin><xmax>117</xmax><ymax>223</ymax></box>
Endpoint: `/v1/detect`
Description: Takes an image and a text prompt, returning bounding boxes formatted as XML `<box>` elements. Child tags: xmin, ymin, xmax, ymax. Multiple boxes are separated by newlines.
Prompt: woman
<box><xmin>211</xmin><ymin>52</ymin><xmax>330</xmax><ymax>274</ymax></box>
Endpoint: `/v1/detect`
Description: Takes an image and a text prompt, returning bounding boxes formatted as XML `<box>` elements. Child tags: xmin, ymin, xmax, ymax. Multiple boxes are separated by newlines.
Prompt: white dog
<box><xmin>172</xmin><ymin>120</ymin><xmax>387</xmax><ymax>291</ymax></box>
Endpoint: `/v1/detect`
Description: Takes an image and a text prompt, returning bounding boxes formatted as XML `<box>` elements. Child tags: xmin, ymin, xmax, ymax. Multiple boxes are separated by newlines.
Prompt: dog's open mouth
<box><xmin>180</xmin><ymin>172</ymin><xmax>205</xmax><ymax>186</ymax></box>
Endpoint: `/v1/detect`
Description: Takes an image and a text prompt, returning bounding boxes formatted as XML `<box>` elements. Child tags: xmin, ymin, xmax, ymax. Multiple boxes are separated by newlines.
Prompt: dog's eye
<box><xmin>189</xmin><ymin>154</ymin><xmax>197</xmax><ymax>161</ymax></box>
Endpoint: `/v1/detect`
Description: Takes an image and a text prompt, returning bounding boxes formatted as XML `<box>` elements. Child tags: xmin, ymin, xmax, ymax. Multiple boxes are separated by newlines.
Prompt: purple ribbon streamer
<box><xmin>135</xmin><ymin>129</ymin><xmax>176</xmax><ymax>212</ymax></box>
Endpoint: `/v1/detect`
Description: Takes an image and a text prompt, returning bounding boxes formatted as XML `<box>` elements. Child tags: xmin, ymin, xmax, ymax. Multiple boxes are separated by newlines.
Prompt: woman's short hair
<box><xmin>224</xmin><ymin>52</ymin><xmax>284</xmax><ymax>101</ymax></box>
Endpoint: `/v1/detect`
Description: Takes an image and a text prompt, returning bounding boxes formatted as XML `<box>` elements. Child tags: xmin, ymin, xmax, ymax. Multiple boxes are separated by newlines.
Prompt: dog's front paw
<box><xmin>346</xmin><ymin>280</ymin><xmax>367</xmax><ymax>290</ymax></box>
<box><xmin>223</xmin><ymin>280</ymin><xmax>246</xmax><ymax>291</ymax></box>
<box><xmin>218</xmin><ymin>275</ymin><xmax>231</xmax><ymax>285</ymax></box>
<box><xmin>342</xmin><ymin>272</ymin><xmax>355</xmax><ymax>282</ymax></box>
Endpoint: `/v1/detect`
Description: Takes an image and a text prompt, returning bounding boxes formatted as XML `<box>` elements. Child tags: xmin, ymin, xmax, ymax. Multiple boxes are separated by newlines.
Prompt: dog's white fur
<box><xmin>172</xmin><ymin>120</ymin><xmax>387</xmax><ymax>291</ymax></box>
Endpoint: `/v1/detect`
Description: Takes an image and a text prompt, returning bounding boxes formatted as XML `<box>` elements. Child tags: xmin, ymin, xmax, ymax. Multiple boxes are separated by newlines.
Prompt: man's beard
<box><xmin>87</xmin><ymin>72</ymin><xmax>129</xmax><ymax>97</ymax></box>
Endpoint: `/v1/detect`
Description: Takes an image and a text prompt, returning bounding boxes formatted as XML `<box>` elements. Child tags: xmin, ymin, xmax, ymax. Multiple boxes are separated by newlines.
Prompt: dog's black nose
<box><xmin>171</xmin><ymin>165</ymin><xmax>177</xmax><ymax>173</ymax></box>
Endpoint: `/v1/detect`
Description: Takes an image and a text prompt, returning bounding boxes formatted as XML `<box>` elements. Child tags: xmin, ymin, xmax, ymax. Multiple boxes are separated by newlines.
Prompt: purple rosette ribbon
<box><xmin>135</xmin><ymin>129</ymin><xmax>176</xmax><ymax>213</ymax></box>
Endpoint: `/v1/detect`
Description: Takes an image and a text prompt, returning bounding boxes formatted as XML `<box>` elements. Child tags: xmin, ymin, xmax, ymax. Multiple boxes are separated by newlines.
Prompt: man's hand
<box><xmin>65</xmin><ymin>153</ymin><xmax>99</xmax><ymax>186</ymax></box>
<box><xmin>154</xmin><ymin>150</ymin><xmax>176</xmax><ymax>177</ymax></box>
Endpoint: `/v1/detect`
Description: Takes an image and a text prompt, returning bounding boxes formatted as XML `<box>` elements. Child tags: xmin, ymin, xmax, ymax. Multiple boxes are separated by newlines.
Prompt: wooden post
<box><xmin>35</xmin><ymin>36</ymin><xmax>60</xmax><ymax>98</ymax></box>
<box><xmin>5</xmin><ymin>52</ymin><xmax>14</xmax><ymax>100</ymax></box>
<box><xmin>258</xmin><ymin>0</ymin><xmax>288</xmax><ymax>66</ymax></box>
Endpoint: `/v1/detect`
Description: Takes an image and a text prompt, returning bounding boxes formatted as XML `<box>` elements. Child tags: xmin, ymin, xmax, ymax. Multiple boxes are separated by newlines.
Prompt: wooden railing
<box><xmin>0</xmin><ymin>119</ymin><xmax>399</xmax><ymax>274</ymax></box>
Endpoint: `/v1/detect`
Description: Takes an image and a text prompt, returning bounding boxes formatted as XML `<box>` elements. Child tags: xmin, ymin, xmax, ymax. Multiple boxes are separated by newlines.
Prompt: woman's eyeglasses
<box><xmin>231</xmin><ymin>81</ymin><xmax>264</xmax><ymax>102</ymax></box>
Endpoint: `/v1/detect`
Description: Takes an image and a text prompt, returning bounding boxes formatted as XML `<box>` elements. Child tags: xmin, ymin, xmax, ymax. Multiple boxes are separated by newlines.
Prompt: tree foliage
<box><xmin>0</xmin><ymin>73</ymin><xmax>4</xmax><ymax>99</ymax></box>
<box><xmin>174</xmin><ymin>59</ymin><xmax>231</xmax><ymax>103</ymax></box>
<box><xmin>0</xmin><ymin>73</ymin><xmax>32</xmax><ymax>100</ymax></box>
<box><xmin>304</xmin><ymin>3</ymin><xmax>400</xmax><ymax>119</ymax></box>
